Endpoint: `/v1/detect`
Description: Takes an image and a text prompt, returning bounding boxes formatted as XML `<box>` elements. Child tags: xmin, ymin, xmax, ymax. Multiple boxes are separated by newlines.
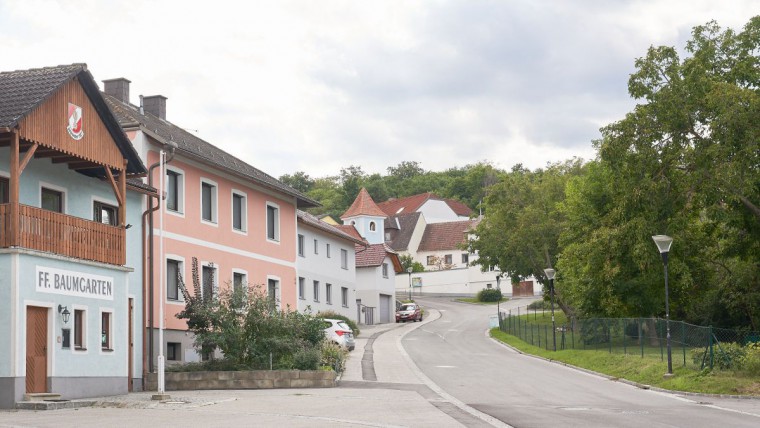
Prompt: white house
<box><xmin>377</xmin><ymin>192</ymin><xmax>471</xmax><ymax>224</ymax></box>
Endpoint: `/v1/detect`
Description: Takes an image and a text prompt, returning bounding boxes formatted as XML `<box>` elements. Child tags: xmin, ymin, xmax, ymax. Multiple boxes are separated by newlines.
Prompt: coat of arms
<box><xmin>66</xmin><ymin>102</ymin><xmax>84</xmax><ymax>140</ymax></box>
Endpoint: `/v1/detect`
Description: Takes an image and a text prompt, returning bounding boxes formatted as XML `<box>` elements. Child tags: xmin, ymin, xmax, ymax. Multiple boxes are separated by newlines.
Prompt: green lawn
<box><xmin>490</xmin><ymin>328</ymin><xmax>760</xmax><ymax>396</ymax></box>
<box><xmin>456</xmin><ymin>297</ymin><xmax>509</xmax><ymax>305</ymax></box>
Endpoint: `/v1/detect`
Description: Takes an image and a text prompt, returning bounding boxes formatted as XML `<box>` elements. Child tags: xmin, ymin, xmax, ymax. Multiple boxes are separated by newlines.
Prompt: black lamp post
<box><xmin>652</xmin><ymin>235</ymin><xmax>674</xmax><ymax>376</ymax></box>
<box><xmin>407</xmin><ymin>267</ymin><xmax>413</xmax><ymax>300</ymax></box>
<box><xmin>544</xmin><ymin>268</ymin><xmax>556</xmax><ymax>351</ymax></box>
<box><xmin>496</xmin><ymin>274</ymin><xmax>501</xmax><ymax>314</ymax></box>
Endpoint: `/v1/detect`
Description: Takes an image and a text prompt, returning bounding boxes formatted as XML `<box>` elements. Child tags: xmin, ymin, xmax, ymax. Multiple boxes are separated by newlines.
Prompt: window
<box><xmin>382</xmin><ymin>263</ymin><xmax>389</xmax><ymax>278</ymax></box>
<box><xmin>326</xmin><ymin>283</ymin><xmax>332</xmax><ymax>304</ymax></box>
<box><xmin>427</xmin><ymin>256</ymin><xmax>435</xmax><ymax>266</ymax></box>
<box><xmin>268</xmin><ymin>278</ymin><xmax>279</xmax><ymax>310</ymax></box>
<box><xmin>314</xmin><ymin>239</ymin><xmax>318</xmax><ymax>254</ymax></box>
<box><xmin>326</xmin><ymin>243</ymin><xmax>331</xmax><ymax>258</ymax></box>
<box><xmin>341</xmin><ymin>249</ymin><xmax>348</xmax><ymax>270</ymax></box>
<box><xmin>266</xmin><ymin>203</ymin><xmax>279</xmax><ymax>241</ymax></box>
<box><xmin>166</xmin><ymin>170</ymin><xmax>182</xmax><ymax>212</ymax></box>
<box><xmin>94</xmin><ymin>201</ymin><xmax>118</xmax><ymax>226</ymax></box>
<box><xmin>461</xmin><ymin>253</ymin><xmax>469</xmax><ymax>264</ymax></box>
<box><xmin>167</xmin><ymin>259</ymin><xmax>181</xmax><ymax>301</ymax></box>
<box><xmin>74</xmin><ymin>309</ymin><xmax>85</xmax><ymax>349</ymax></box>
<box><xmin>232</xmin><ymin>191</ymin><xmax>246</xmax><ymax>231</ymax></box>
<box><xmin>313</xmin><ymin>280</ymin><xmax>320</xmax><ymax>302</ymax></box>
<box><xmin>202</xmin><ymin>264</ymin><xmax>216</xmax><ymax>302</ymax></box>
<box><xmin>41</xmin><ymin>187</ymin><xmax>63</xmax><ymax>212</ymax></box>
<box><xmin>167</xmin><ymin>342</ymin><xmax>181</xmax><ymax>361</ymax></box>
<box><xmin>0</xmin><ymin>176</ymin><xmax>8</xmax><ymax>203</ymax></box>
<box><xmin>341</xmin><ymin>287</ymin><xmax>349</xmax><ymax>307</ymax></box>
<box><xmin>298</xmin><ymin>234</ymin><xmax>305</xmax><ymax>256</ymax></box>
<box><xmin>298</xmin><ymin>277</ymin><xmax>305</xmax><ymax>299</ymax></box>
<box><xmin>233</xmin><ymin>271</ymin><xmax>246</xmax><ymax>294</ymax></box>
<box><xmin>369</xmin><ymin>221</ymin><xmax>376</xmax><ymax>231</ymax></box>
<box><xmin>201</xmin><ymin>180</ymin><xmax>217</xmax><ymax>223</ymax></box>
<box><xmin>444</xmin><ymin>254</ymin><xmax>453</xmax><ymax>265</ymax></box>
<box><xmin>101</xmin><ymin>311</ymin><xmax>112</xmax><ymax>350</ymax></box>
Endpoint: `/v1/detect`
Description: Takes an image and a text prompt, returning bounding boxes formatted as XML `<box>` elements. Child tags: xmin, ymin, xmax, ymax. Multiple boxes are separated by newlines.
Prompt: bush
<box><xmin>316</xmin><ymin>310</ymin><xmax>360</xmax><ymax>337</ymax></box>
<box><xmin>477</xmin><ymin>288</ymin><xmax>503</xmax><ymax>302</ymax></box>
<box><xmin>692</xmin><ymin>342</ymin><xmax>747</xmax><ymax>370</ymax></box>
<box><xmin>293</xmin><ymin>347</ymin><xmax>321</xmax><ymax>370</ymax></box>
<box><xmin>527</xmin><ymin>299</ymin><xmax>558</xmax><ymax>310</ymax></box>
<box><xmin>321</xmin><ymin>339</ymin><xmax>349</xmax><ymax>372</ymax></box>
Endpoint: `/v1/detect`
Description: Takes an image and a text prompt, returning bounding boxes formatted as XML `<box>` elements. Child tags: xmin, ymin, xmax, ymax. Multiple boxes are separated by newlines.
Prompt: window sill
<box><xmin>101</xmin><ymin>348</ymin><xmax>114</xmax><ymax>352</ymax></box>
<box><xmin>74</xmin><ymin>347</ymin><xmax>86</xmax><ymax>351</ymax></box>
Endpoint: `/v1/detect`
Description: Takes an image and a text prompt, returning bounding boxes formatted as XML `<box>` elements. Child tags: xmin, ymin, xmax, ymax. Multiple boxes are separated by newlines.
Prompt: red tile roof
<box><xmin>340</xmin><ymin>188</ymin><xmax>387</xmax><ymax>219</ymax></box>
<box><xmin>335</xmin><ymin>224</ymin><xmax>366</xmax><ymax>243</ymax></box>
<box><xmin>297</xmin><ymin>210</ymin><xmax>365</xmax><ymax>245</ymax></box>
<box><xmin>377</xmin><ymin>193</ymin><xmax>472</xmax><ymax>217</ymax></box>
<box><xmin>418</xmin><ymin>220</ymin><xmax>478</xmax><ymax>252</ymax></box>
<box><xmin>355</xmin><ymin>243</ymin><xmax>402</xmax><ymax>272</ymax></box>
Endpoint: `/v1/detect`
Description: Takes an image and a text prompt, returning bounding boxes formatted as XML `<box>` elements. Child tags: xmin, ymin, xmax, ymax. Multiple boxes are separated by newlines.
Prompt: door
<box><xmin>128</xmin><ymin>298</ymin><xmax>134</xmax><ymax>392</ymax></box>
<box><xmin>514</xmin><ymin>280</ymin><xmax>535</xmax><ymax>297</ymax></box>
<box><xmin>379</xmin><ymin>294</ymin><xmax>391</xmax><ymax>324</ymax></box>
<box><xmin>26</xmin><ymin>306</ymin><xmax>48</xmax><ymax>393</ymax></box>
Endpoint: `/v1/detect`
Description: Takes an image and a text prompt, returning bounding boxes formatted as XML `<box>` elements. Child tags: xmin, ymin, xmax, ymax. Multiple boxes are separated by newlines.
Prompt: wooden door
<box><xmin>26</xmin><ymin>306</ymin><xmax>48</xmax><ymax>393</ymax></box>
<box><xmin>128</xmin><ymin>298</ymin><xmax>134</xmax><ymax>392</ymax></box>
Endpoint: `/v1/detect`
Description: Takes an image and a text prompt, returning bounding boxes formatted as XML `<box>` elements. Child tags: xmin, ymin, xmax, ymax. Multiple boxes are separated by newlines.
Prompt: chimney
<box><xmin>143</xmin><ymin>95</ymin><xmax>167</xmax><ymax>120</ymax></box>
<box><xmin>102</xmin><ymin>78</ymin><xmax>131</xmax><ymax>103</ymax></box>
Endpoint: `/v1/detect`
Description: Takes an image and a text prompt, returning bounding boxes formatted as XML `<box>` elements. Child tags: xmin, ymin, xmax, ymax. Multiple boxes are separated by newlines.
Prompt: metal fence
<box><xmin>498</xmin><ymin>304</ymin><xmax>760</xmax><ymax>370</ymax></box>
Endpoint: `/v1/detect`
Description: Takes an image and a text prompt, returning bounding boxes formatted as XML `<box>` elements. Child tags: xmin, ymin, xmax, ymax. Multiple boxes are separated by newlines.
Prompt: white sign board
<box><xmin>36</xmin><ymin>266</ymin><xmax>114</xmax><ymax>301</ymax></box>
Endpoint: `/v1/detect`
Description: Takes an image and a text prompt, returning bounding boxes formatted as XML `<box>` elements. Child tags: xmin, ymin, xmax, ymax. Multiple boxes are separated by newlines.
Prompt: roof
<box><xmin>341</xmin><ymin>188</ymin><xmax>387</xmax><ymax>219</ymax></box>
<box><xmin>127</xmin><ymin>178</ymin><xmax>157</xmax><ymax>194</ymax></box>
<box><xmin>0</xmin><ymin>64</ymin><xmax>146</xmax><ymax>175</ymax></box>
<box><xmin>418</xmin><ymin>219</ymin><xmax>478</xmax><ymax>252</ymax></box>
<box><xmin>336</xmin><ymin>224</ymin><xmax>365</xmax><ymax>242</ymax></box>
<box><xmin>355</xmin><ymin>242</ymin><xmax>403</xmax><ymax>272</ymax></box>
<box><xmin>103</xmin><ymin>93</ymin><xmax>319</xmax><ymax>209</ymax></box>
<box><xmin>297</xmin><ymin>210</ymin><xmax>366</xmax><ymax>245</ymax></box>
<box><xmin>384</xmin><ymin>212</ymin><xmax>422</xmax><ymax>252</ymax></box>
<box><xmin>376</xmin><ymin>192</ymin><xmax>472</xmax><ymax>217</ymax></box>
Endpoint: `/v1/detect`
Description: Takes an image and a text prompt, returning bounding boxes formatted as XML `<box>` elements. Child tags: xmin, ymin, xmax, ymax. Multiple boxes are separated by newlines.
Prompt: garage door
<box><xmin>379</xmin><ymin>294</ymin><xmax>391</xmax><ymax>323</ymax></box>
<box><xmin>513</xmin><ymin>280</ymin><xmax>534</xmax><ymax>297</ymax></box>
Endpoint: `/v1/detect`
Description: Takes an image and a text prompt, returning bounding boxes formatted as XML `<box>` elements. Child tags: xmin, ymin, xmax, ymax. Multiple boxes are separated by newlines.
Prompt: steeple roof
<box><xmin>340</xmin><ymin>188</ymin><xmax>387</xmax><ymax>219</ymax></box>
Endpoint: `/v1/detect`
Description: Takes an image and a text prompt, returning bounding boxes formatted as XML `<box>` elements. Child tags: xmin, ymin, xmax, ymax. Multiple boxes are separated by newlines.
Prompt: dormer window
<box><xmin>369</xmin><ymin>221</ymin><xmax>376</xmax><ymax>231</ymax></box>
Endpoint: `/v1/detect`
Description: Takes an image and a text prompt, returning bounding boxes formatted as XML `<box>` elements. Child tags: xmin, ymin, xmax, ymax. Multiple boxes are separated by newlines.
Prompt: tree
<box><xmin>279</xmin><ymin>171</ymin><xmax>315</xmax><ymax>193</ymax></box>
<box><xmin>399</xmin><ymin>254</ymin><xmax>424</xmax><ymax>272</ymax></box>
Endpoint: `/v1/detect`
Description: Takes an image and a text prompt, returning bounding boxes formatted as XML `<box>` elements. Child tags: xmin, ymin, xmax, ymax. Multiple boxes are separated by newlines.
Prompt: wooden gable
<box><xmin>18</xmin><ymin>77</ymin><xmax>125</xmax><ymax>172</ymax></box>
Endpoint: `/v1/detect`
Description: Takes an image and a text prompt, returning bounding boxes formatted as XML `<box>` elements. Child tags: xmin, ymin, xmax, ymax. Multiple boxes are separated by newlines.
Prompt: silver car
<box><xmin>322</xmin><ymin>318</ymin><xmax>355</xmax><ymax>351</ymax></box>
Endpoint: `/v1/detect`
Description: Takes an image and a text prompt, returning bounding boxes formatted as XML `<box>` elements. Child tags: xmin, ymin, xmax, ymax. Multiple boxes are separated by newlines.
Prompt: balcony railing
<box><xmin>0</xmin><ymin>203</ymin><xmax>125</xmax><ymax>265</ymax></box>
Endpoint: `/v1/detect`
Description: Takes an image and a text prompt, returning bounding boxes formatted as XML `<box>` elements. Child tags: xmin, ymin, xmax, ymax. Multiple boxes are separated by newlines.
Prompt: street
<box><xmin>404</xmin><ymin>296</ymin><xmax>760</xmax><ymax>428</ymax></box>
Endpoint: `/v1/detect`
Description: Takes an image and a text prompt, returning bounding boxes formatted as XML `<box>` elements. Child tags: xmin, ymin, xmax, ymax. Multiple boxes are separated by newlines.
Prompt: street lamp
<box><xmin>544</xmin><ymin>268</ymin><xmax>556</xmax><ymax>352</ymax></box>
<box><xmin>407</xmin><ymin>267</ymin><xmax>413</xmax><ymax>300</ymax></box>
<box><xmin>652</xmin><ymin>234</ymin><xmax>674</xmax><ymax>376</ymax></box>
<box><xmin>496</xmin><ymin>274</ymin><xmax>502</xmax><ymax>314</ymax></box>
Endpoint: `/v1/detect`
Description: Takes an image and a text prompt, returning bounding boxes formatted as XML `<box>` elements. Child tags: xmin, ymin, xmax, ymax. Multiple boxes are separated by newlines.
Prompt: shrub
<box><xmin>293</xmin><ymin>347</ymin><xmax>321</xmax><ymax>370</ymax></box>
<box><xmin>321</xmin><ymin>339</ymin><xmax>348</xmax><ymax>372</ymax></box>
<box><xmin>477</xmin><ymin>288</ymin><xmax>503</xmax><ymax>302</ymax></box>
<box><xmin>317</xmin><ymin>310</ymin><xmax>360</xmax><ymax>337</ymax></box>
<box><xmin>691</xmin><ymin>342</ymin><xmax>747</xmax><ymax>370</ymax></box>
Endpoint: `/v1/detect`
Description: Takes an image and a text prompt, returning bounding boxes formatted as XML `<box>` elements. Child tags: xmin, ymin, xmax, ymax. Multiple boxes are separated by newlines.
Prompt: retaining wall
<box><xmin>144</xmin><ymin>370</ymin><xmax>337</xmax><ymax>391</ymax></box>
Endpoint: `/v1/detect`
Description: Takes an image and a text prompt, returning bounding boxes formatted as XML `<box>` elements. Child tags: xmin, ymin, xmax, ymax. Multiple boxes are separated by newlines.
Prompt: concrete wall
<box><xmin>144</xmin><ymin>370</ymin><xmax>337</xmax><ymax>391</ymax></box>
<box><xmin>396</xmin><ymin>268</ymin><xmax>544</xmax><ymax>297</ymax></box>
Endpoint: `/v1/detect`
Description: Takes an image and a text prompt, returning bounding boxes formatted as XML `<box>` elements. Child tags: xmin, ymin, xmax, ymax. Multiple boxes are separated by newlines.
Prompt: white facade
<box><xmin>418</xmin><ymin>199</ymin><xmax>467</xmax><ymax>223</ymax></box>
<box><xmin>396</xmin><ymin>268</ymin><xmax>543</xmax><ymax>297</ymax></box>
<box><xmin>296</xmin><ymin>223</ymin><xmax>358</xmax><ymax>321</ymax></box>
<box><xmin>356</xmin><ymin>254</ymin><xmax>397</xmax><ymax>324</ymax></box>
<box><xmin>344</xmin><ymin>214</ymin><xmax>385</xmax><ymax>245</ymax></box>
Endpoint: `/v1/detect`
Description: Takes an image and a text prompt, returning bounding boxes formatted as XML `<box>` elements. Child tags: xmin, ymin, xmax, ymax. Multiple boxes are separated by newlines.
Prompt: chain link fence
<box><xmin>498</xmin><ymin>304</ymin><xmax>760</xmax><ymax>370</ymax></box>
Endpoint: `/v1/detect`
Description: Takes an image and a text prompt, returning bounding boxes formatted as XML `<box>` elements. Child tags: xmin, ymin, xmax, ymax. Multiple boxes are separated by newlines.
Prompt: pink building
<box><xmin>102</xmin><ymin>79</ymin><xmax>317</xmax><ymax>369</ymax></box>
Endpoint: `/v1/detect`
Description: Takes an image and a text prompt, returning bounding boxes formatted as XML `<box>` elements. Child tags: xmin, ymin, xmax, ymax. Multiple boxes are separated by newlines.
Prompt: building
<box><xmin>102</xmin><ymin>78</ymin><xmax>317</xmax><ymax>368</ymax></box>
<box><xmin>341</xmin><ymin>188</ymin><xmax>402</xmax><ymax>323</ymax></box>
<box><xmin>296</xmin><ymin>210</ymin><xmax>365</xmax><ymax>321</ymax></box>
<box><xmin>0</xmin><ymin>64</ymin><xmax>150</xmax><ymax>407</ymax></box>
<box><xmin>377</xmin><ymin>192</ymin><xmax>471</xmax><ymax>224</ymax></box>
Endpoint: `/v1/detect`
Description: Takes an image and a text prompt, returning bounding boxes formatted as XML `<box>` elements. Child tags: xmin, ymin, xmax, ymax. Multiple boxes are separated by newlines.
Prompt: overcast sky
<box><xmin>1</xmin><ymin>1</ymin><xmax>756</xmax><ymax>178</ymax></box>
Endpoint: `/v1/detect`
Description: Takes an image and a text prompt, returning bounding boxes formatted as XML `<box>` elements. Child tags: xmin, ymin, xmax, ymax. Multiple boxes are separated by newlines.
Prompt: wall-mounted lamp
<box><xmin>58</xmin><ymin>304</ymin><xmax>71</xmax><ymax>324</ymax></box>
<box><xmin>125</xmin><ymin>224</ymin><xmax>133</xmax><ymax>230</ymax></box>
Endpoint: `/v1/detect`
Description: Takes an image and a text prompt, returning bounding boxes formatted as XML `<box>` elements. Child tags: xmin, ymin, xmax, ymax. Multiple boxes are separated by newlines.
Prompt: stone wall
<box><xmin>144</xmin><ymin>370</ymin><xmax>337</xmax><ymax>391</ymax></box>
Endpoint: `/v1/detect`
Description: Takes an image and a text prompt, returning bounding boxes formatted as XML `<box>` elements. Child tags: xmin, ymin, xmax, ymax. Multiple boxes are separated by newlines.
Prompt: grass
<box><xmin>456</xmin><ymin>297</ymin><xmax>509</xmax><ymax>305</ymax></box>
<box><xmin>490</xmin><ymin>328</ymin><xmax>760</xmax><ymax>396</ymax></box>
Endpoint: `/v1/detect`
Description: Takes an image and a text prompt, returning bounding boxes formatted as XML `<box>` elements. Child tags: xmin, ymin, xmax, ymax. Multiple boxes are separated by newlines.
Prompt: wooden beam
<box><xmin>52</xmin><ymin>156</ymin><xmax>80</xmax><ymax>164</ymax></box>
<box><xmin>104</xmin><ymin>166</ymin><xmax>124</xmax><ymax>207</ymax></box>
<box><xmin>118</xmin><ymin>160</ymin><xmax>127</xmax><ymax>227</ymax></box>
<box><xmin>9</xmin><ymin>131</ymin><xmax>19</xmax><ymax>246</ymax></box>
<box><xmin>18</xmin><ymin>142</ymin><xmax>38</xmax><ymax>173</ymax></box>
<box><xmin>69</xmin><ymin>162</ymin><xmax>100</xmax><ymax>170</ymax></box>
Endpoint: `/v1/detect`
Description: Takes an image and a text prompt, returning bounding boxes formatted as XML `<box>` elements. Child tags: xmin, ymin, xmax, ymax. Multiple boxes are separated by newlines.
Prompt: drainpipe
<box><xmin>142</xmin><ymin>140</ymin><xmax>177</xmax><ymax>374</ymax></box>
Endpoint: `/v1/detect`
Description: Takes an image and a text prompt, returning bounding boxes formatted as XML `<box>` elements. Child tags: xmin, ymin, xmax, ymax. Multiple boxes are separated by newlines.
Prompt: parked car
<box><xmin>322</xmin><ymin>318</ymin><xmax>355</xmax><ymax>351</ymax></box>
<box><xmin>396</xmin><ymin>303</ymin><xmax>423</xmax><ymax>322</ymax></box>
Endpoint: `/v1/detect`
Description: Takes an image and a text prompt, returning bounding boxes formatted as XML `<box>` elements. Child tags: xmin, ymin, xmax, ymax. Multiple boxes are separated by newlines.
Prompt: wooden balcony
<box><xmin>0</xmin><ymin>203</ymin><xmax>125</xmax><ymax>265</ymax></box>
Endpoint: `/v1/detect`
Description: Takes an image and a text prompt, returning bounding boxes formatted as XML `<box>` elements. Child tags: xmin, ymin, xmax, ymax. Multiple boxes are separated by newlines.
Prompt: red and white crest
<box><xmin>66</xmin><ymin>102</ymin><xmax>84</xmax><ymax>140</ymax></box>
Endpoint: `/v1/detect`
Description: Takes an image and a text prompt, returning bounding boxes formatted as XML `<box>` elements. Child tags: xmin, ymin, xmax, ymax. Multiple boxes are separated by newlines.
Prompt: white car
<box><xmin>322</xmin><ymin>319</ymin><xmax>355</xmax><ymax>351</ymax></box>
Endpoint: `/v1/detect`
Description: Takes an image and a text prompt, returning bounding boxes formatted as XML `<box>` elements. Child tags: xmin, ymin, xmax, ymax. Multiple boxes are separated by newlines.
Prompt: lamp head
<box><xmin>652</xmin><ymin>235</ymin><xmax>673</xmax><ymax>254</ymax></box>
<box><xmin>407</xmin><ymin>267</ymin><xmax>413</xmax><ymax>274</ymax></box>
<box><xmin>544</xmin><ymin>268</ymin><xmax>556</xmax><ymax>280</ymax></box>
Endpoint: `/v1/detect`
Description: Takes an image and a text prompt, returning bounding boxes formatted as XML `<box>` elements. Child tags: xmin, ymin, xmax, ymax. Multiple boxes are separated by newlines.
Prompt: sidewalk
<box><xmin>0</xmin><ymin>309</ymin><xmax>505</xmax><ymax>428</ymax></box>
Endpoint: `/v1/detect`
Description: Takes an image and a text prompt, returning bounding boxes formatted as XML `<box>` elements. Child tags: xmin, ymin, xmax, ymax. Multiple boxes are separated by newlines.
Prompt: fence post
<box><xmin>531</xmin><ymin>322</ymin><xmax>534</xmax><ymax>345</ymax></box>
<box><xmin>608</xmin><ymin>319</ymin><xmax>612</xmax><ymax>354</ymax></box>
<box><xmin>571</xmin><ymin>318</ymin><xmax>575</xmax><ymax>349</ymax></box>
<box><xmin>639</xmin><ymin>318</ymin><xmax>644</xmax><ymax>358</ymax></box>
<box><xmin>623</xmin><ymin>319</ymin><xmax>627</xmax><ymax>355</ymax></box>
<box><xmin>660</xmin><ymin>319</ymin><xmax>664</xmax><ymax>362</ymax></box>
<box><xmin>682</xmin><ymin>322</ymin><xmax>686</xmax><ymax>367</ymax></box>
<box><xmin>709</xmin><ymin>326</ymin><xmax>714</xmax><ymax>370</ymax></box>
<box><xmin>545</xmin><ymin>325</ymin><xmax>549</xmax><ymax>351</ymax></box>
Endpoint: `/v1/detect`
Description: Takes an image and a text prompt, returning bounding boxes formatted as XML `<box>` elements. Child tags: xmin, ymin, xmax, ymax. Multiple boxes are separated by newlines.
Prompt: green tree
<box><xmin>279</xmin><ymin>171</ymin><xmax>315</xmax><ymax>193</ymax></box>
<box><xmin>399</xmin><ymin>253</ymin><xmax>424</xmax><ymax>272</ymax></box>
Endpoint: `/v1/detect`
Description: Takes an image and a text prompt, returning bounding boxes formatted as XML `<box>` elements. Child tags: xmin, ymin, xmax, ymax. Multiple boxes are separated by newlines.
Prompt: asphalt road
<box><xmin>403</xmin><ymin>296</ymin><xmax>760</xmax><ymax>428</ymax></box>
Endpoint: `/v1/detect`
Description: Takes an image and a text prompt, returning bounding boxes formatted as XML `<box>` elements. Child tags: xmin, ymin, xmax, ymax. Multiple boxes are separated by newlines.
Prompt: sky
<box><xmin>1</xmin><ymin>1</ymin><xmax>756</xmax><ymax>179</ymax></box>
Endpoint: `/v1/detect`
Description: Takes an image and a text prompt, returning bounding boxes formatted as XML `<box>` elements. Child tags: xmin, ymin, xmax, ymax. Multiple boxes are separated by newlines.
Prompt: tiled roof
<box><xmin>377</xmin><ymin>192</ymin><xmax>472</xmax><ymax>217</ymax></box>
<box><xmin>103</xmin><ymin>93</ymin><xmax>319</xmax><ymax>208</ymax></box>
<box><xmin>355</xmin><ymin>242</ymin><xmax>399</xmax><ymax>268</ymax></box>
<box><xmin>297</xmin><ymin>210</ymin><xmax>365</xmax><ymax>245</ymax></box>
<box><xmin>385</xmin><ymin>212</ymin><xmax>422</xmax><ymax>252</ymax></box>
<box><xmin>0</xmin><ymin>64</ymin><xmax>146</xmax><ymax>175</ymax></box>
<box><xmin>336</xmin><ymin>224</ymin><xmax>365</xmax><ymax>242</ymax></box>
<box><xmin>341</xmin><ymin>188</ymin><xmax>387</xmax><ymax>219</ymax></box>
<box><xmin>127</xmin><ymin>178</ymin><xmax>157</xmax><ymax>194</ymax></box>
<box><xmin>418</xmin><ymin>219</ymin><xmax>478</xmax><ymax>252</ymax></box>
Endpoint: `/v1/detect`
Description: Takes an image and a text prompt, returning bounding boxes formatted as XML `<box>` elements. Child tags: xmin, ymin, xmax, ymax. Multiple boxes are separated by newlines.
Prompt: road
<box><xmin>403</xmin><ymin>296</ymin><xmax>760</xmax><ymax>428</ymax></box>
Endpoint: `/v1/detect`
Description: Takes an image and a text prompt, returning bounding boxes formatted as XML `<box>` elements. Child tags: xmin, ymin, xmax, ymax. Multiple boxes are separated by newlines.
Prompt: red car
<box><xmin>396</xmin><ymin>303</ymin><xmax>423</xmax><ymax>322</ymax></box>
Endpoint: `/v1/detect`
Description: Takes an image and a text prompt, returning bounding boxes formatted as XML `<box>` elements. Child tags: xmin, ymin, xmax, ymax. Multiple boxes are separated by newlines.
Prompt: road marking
<box><xmin>434</xmin><ymin>365</ymin><xmax>457</xmax><ymax>369</ymax></box>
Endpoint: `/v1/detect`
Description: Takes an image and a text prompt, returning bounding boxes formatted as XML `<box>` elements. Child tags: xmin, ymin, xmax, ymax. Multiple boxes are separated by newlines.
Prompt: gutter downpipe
<box><xmin>142</xmin><ymin>140</ymin><xmax>177</xmax><ymax>375</ymax></box>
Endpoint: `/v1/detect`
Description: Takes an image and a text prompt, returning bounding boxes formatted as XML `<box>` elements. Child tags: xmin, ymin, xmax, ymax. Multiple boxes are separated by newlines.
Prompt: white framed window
<box><xmin>267</xmin><ymin>277</ymin><xmax>281</xmax><ymax>311</ymax></box>
<box><xmin>326</xmin><ymin>283</ymin><xmax>332</xmax><ymax>305</ymax></box>
<box><xmin>166</xmin><ymin>257</ymin><xmax>182</xmax><ymax>301</ymax></box>
<box><xmin>427</xmin><ymin>256</ymin><xmax>435</xmax><ymax>266</ymax></box>
<box><xmin>298</xmin><ymin>277</ymin><xmax>305</xmax><ymax>300</ymax></box>
<box><xmin>341</xmin><ymin>287</ymin><xmax>349</xmax><ymax>307</ymax></box>
<box><xmin>313</xmin><ymin>280</ymin><xmax>320</xmax><ymax>302</ymax></box>
<box><xmin>298</xmin><ymin>234</ymin><xmax>305</xmax><ymax>257</ymax></box>
<box><xmin>93</xmin><ymin>196</ymin><xmax>119</xmax><ymax>226</ymax></box>
<box><xmin>341</xmin><ymin>249</ymin><xmax>348</xmax><ymax>270</ymax></box>
<box><xmin>165</xmin><ymin>166</ymin><xmax>185</xmax><ymax>215</ymax></box>
<box><xmin>461</xmin><ymin>253</ymin><xmax>469</xmax><ymax>264</ymax></box>
<box><xmin>200</xmin><ymin>178</ymin><xmax>218</xmax><ymax>225</ymax></box>
<box><xmin>314</xmin><ymin>238</ymin><xmax>318</xmax><ymax>254</ymax></box>
<box><xmin>326</xmin><ymin>243</ymin><xmax>331</xmax><ymax>258</ymax></box>
<box><xmin>100</xmin><ymin>308</ymin><xmax>114</xmax><ymax>352</ymax></box>
<box><xmin>444</xmin><ymin>254</ymin><xmax>453</xmax><ymax>265</ymax></box>
<box><xmin>266</xmin><ymin>202</ymin><xmax>280</xmax><ymax>242</ymax></box>
<box><xmin>201</xmin><ymin>262</ymin><xmax>218</xmax><ymax>302</ymax></box>
<box><xmin>231</xmin><ymin>190</ymin><xmax>247</xmax><ymax>233</ymax></box>
<box><xmin>40</xmin><ymin>182</ymin><xmax>66</xmax><ymax>213</ymax></box>
<box><xmin>382</xmin><ymin>263</ymin><xmax>389</xmax><ymax>278</ymax></box>
<box><xmin>232</xmin><ymin>269</ymin><xmax>247</xmax><ymax>294</ymax></box>
<box><xmin>72</xmin><ymin>306</ymin><xmax>87</xmax><ymax>352</ymax></box>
